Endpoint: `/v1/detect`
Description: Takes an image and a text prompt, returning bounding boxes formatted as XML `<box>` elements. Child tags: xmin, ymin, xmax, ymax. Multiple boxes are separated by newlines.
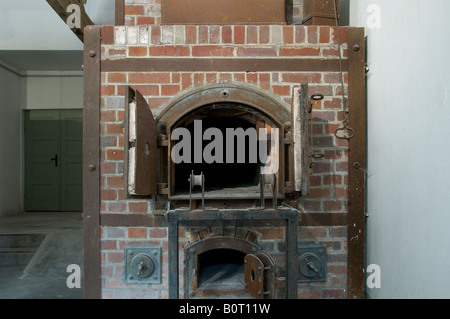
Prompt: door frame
<box><xmin>22</xmin><ymin>108</ymin><xmax>83</xmax><ymax>212</ymax></box>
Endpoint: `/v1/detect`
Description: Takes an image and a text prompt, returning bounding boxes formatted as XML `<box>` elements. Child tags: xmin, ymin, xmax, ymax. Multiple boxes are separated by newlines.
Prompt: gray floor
<box><xmin>0</xmin><ymin>212</ymin><xmax>84</xmax><ymax>299</ymax></box>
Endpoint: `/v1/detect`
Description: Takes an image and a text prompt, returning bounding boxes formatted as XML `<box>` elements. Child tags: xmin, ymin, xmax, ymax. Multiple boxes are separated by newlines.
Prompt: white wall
<box><xmin>0</xmin><ymin>1</ymin><xmax>83</xmax><ymax>51</ymax></box>
<box><xmin>22</xmin><ymin>71</ymin><xmax>84</xmax><ymax>110</ymax></box>
<box><xmin>0</xmin><ymin>66</ymin><xmax>22</xmax><ymax>217</ymax></box>
<box><xmin>350</xmin><ymin>0</ymin><xmax>450</xmax><ymax>298</ymax></box>
<box><xmin>0</xmin><ymin>0</ymin><xmax>115</xmax><ymax>51</ymax></box>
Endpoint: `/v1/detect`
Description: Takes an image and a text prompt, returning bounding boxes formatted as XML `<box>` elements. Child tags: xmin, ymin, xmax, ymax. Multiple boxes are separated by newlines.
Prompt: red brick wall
<box><xmin>98</xmin><ymin>24</ymin><xmax>349</xmax><ymax>299</ymax></box>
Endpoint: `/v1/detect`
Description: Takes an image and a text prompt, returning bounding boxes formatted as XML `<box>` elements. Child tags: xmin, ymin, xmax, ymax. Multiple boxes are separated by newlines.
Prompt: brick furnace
<box><xmin>82</xmin><ymin>0</ymin><xmax>367</xmax><ymax>299</ymax></box>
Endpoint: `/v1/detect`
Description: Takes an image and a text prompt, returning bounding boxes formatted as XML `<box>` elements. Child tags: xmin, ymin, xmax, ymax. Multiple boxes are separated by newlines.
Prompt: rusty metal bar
<box><xmin>346</xmin><ymin>27</ymin><xmax>367</xmax><ymax>299</ymax></box>
<box><xmin>46</xmin><ymin>0</ymin><xmax>94</xmax><ymax>42</ymax></box>
<box><xmin>285</xmin><ymin>209</ymin><xmax>298</xmax><ymax>299</ymax></box>
<box><xmin>99</xmin><ymin>212</ymin><xmax>347</xmax><ymax>228</ymax></box>
<box><xmin>82</xmin><ymin>25</ymin><xmax>101</xmax><ymax>299</ymax></box>
<box><xmin>168</xmin><ymin>213</ymin><xmax>179</xmax><ymax>299</ymax></box>
<box><xmin>115</xmin><ymin>0</ymin><xmax>124</xmax><ymax>26</ymax></box>
<box><xmin>167</xmin><ymin>208</ymin><xmax>299</xmax><ymax>299</ymax></box>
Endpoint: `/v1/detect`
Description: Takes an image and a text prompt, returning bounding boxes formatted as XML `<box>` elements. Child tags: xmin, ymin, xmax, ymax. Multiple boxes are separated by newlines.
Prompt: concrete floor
<box><xmin>0</xmin><ymin>212</ymin><xmax>84</xmax><ymax>299</ymax></box>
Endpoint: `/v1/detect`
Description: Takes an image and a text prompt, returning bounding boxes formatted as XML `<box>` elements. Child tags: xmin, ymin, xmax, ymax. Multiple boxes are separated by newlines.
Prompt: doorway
<box><xmin>24</xmin><ymin>110</ymin><xmax>83</xmax><ymax>212</ymax></box>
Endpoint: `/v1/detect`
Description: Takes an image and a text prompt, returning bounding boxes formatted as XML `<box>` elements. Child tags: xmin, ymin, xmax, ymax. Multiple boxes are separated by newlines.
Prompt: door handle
<box><xmin>51</xmin><ymin>154</ymin><xmax>58</xmax><ymax>167</ymax></box>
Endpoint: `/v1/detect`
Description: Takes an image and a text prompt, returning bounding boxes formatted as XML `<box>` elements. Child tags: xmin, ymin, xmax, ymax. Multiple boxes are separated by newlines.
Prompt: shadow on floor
<box><xmin>0</xmin><ymin>212</ymin><xmax>84</xmax><ymax>299</ymax></box>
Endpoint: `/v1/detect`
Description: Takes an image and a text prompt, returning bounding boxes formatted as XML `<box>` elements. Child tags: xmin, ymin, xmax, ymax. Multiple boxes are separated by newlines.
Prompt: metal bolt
<box><xmin>352</xmin><ymin>44</ymin><xmax>360</xmax><ymax>52</ymax></box>
<box><xmin>89</xmin><ymin>50</ymin><xmax>96</xmax><ymax>57</ymax></box>
<box><xmin>88</xmin><ymin>164</ymin><xmax>96</xmax><ymax>172</ymax></box>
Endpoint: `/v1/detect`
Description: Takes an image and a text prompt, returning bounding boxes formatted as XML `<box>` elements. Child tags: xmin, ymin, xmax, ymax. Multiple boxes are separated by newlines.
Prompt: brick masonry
<box><xmin>98</xmin><ymin>9</ymin><xmax>349</xmax><ymax>298</ymax></box>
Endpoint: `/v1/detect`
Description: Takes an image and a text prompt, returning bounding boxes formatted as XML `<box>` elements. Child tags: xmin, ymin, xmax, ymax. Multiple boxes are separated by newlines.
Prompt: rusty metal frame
<box><xmin>347</xmin><ymin>28</ymin><xmax>367</xmax><ymax>299</ymax></box>
<box><xmin>115</xmin><ymin>0</ymin><xmax>124</xmax><ymax>26</ymax></box>
<box><xmin>168</xmin><ymin>208</ymin><xmax>299</xmax><ymax>299</ymax></box>
<box><xmin>83</xmin><ymin>26</ymin><xmax>102</xmax><ymax>299</ymax></box>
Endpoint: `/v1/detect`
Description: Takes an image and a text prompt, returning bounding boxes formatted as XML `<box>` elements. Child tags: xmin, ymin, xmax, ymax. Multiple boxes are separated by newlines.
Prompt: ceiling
<box><xmin>0</xmin><ymin>0</ymin><xmax>115</xmax><ymax>72</ymax></box>
<box><xmin>0</xmin><ymin>50</ymin><xmax>84</xmax><ymax>72</ymax></box>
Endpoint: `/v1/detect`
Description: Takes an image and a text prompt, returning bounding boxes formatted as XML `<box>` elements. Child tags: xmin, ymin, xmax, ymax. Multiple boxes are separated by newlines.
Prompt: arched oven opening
<box><xmin>170</xmin><ymin>102</ymin><xmax>280</xmax><ymax>200</ymax></box>
<box><xmin>184</xmin><ymin>236</ymin><xmax>260</xmax><ymax>298</ymax></box>
<box><xmin>184</xmin><ymin>235</ymin><xmax>286</xmax><ymax>299</ymax></box>
<box><xmin>197</xmin><ymin>248</ymin><xmax>247</xmax><ymax>293</ymax></box>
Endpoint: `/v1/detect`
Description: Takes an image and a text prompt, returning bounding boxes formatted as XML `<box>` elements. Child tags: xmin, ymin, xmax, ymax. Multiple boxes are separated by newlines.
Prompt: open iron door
<box><xmin>291</xmin><ymin>83</ymin><xmax>312</xmax><ymax>195</ymax></box>
<box><xmin>125</xmin><ymin>86</ymin><xmax>157</xmax><ymax>197</ymax></box>
<box><xmin>244</xmin><ymin>251</ymin><xmax>285</xmax><ymax>299</ymax></box>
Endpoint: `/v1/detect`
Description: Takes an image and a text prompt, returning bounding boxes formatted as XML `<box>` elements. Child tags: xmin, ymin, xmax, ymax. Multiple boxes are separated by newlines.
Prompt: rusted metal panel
<box><xmin>82</xmin><ymin>25</ymin><xmax>101</xmax><ymax>299</ymax></box>
<box><xmin>303</xmin><ymin>0</ymin><xmax>339</xmax><ymax>26</ymax></box>
<box><xmin>347</xmin><ymin>27</ymin><xmax>367</xmax><ymax>299</ymax></box>
<box><xmin>125</xmin><ymin>87</ymin><xmax>158</xmax><ymax>197</ymax></box>
<box><xmin>244</xmin><ymin>254</ymin><xmax>265</xmax><ymax>299</ymax></box>
<box><xmin>245</xmin><ymin>251</ymin><xmax>282</xmax><ymax>299</ymax></box>
<box><xmin>161</xmin><ymin>0</ymin><xmax>286</xmax><ymax>25</ymax></box>
<box><xmin>102</xmin><ymin>58</ymin><xmax>347</xmax><ymax>73</ymax></box>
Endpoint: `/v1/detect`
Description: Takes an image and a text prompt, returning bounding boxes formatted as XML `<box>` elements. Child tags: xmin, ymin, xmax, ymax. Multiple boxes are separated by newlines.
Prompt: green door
<box><xmin>25</xmin><ymin>110</ymin><xmax>83</xmax><ymax>212</ymax></box>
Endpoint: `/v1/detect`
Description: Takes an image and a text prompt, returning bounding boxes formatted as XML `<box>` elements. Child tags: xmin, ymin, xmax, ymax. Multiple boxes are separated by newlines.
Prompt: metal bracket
<box><xmin>260</xmin><ymin>173</ymin><xmax>277</xmax><ymax>209</ymax></box>
<box><xmin>297</xmin><ymin>241</ymin><xmax>326</xmax><ymax>283</ymax></box>
<box><xmin>124</xmin><ymin>246</ymin><xmax>162</xmax><ymax>284</ymax></box>
<box><xmin>189</xmin><ymin>170</ymin><xmax>205</xmax><ymax>210</ymax></box>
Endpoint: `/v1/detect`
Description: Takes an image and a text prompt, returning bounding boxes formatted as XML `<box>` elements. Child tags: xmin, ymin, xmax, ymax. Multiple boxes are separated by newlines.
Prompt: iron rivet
<box><xmin>88</xmin><ymin>164</ymin><xmax>96</xmax><ymax>172</ymax></box>
<box><xmin>352</xmin><ymin>44</ymin><xmax>360</xmax><ymax>52</ymax></box>
<box><xmin>89</xmin><ymin>50</ymin><xmax>96</xmax><ymax>57</ymax></box>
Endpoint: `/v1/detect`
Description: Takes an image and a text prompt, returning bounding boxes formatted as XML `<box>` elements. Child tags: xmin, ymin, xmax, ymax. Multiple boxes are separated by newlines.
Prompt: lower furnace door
<box><xmin>244</xmin><ymin>251</ymin><xmax>284</xmax><ymax>299</ymax></box>
<box><xmin>168</xmin><ymin>209</ymin><xmax>299</xmax><ymax>299</ymax></box>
